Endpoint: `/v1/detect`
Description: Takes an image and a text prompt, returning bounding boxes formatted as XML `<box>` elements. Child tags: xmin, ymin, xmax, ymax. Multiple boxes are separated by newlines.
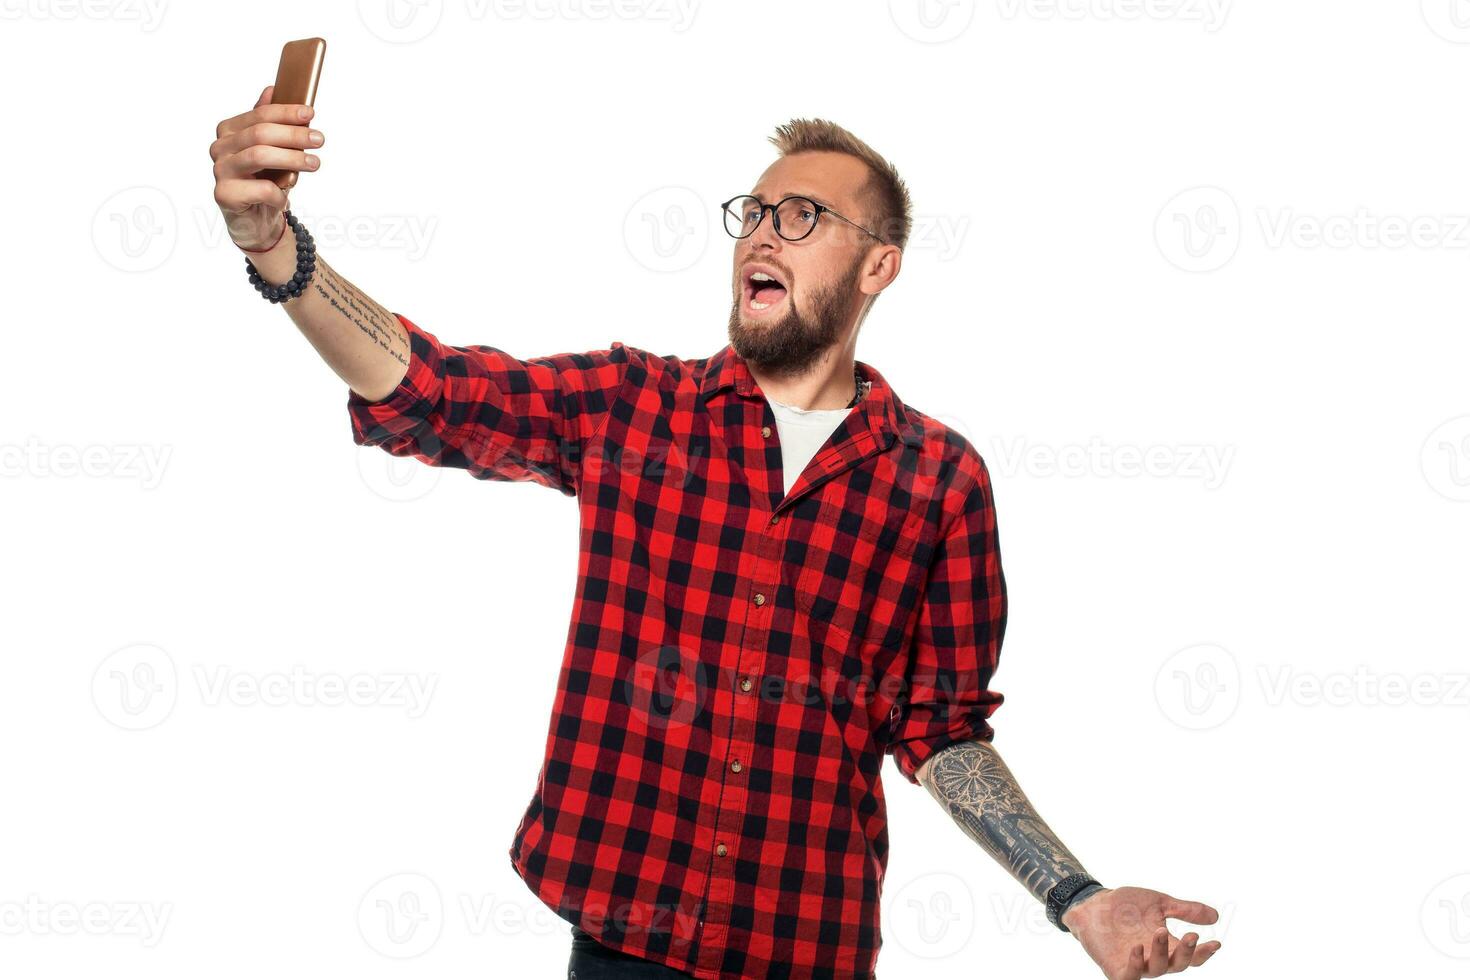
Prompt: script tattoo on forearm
<box><xmin>312</xmin><ymin>260</ymin><xmax>409</xmax><ymax>366</ymax></box>
<box><xmin>917</xmin><ymin>739</ymin><xmax>1093</xmax><ymax>903</ymax></box>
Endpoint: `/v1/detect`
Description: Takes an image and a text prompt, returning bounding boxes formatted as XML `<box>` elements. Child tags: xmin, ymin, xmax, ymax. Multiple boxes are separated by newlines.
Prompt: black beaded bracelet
<box><xmin>243</xmin><ymin>210</ymin><xmax>316</xmax><ymax>304</ymax></box>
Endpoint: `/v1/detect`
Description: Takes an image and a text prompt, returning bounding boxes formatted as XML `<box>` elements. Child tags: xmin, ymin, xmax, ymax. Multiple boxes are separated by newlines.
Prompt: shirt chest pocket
<box><xmin>791</xmin><ymin>501</ymin><xmax>927</xmax><ymax>650</ymax></box>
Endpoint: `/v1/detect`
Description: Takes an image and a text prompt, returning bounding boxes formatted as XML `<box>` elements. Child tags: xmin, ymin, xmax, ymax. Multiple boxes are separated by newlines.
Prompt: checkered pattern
<box><xmin>346</xmin><ymin>313</ymin><xmax>1008</xmax><ymax>979</ymax></box>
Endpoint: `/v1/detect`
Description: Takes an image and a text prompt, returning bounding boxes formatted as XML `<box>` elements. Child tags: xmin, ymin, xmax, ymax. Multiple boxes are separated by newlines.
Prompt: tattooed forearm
<box><xmin>251</xmin><ymin>237</ymin><xmax>414</xmax><ymax>401</ymax></box>
<box><xmin>312</xmin><ymin>259</ymin><xmax>408</xmax><ymax>364</ymax></box>
<box><xmin>916</xmin><ymin>739</ymin><xmax>1093</xmax><ymax>903</ymax></box>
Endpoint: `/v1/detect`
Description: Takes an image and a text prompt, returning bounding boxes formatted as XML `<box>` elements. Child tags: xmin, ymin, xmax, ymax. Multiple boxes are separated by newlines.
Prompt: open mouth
<box><xmin>742</xmin><ymin>267</ymin><xmax>789</xmax><ymax>315</ymax></box>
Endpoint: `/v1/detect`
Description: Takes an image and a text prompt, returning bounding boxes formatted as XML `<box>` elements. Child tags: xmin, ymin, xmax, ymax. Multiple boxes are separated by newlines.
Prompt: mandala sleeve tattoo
<box><xmin>916</xmin><ymin>738</ymin><xmax>1098</xmax><ymax>905</ymax></box>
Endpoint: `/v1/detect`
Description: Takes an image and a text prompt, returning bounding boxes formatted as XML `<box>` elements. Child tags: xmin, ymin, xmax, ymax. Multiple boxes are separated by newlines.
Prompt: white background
<box><xmin>2</xmin><ymin>1</ymin><xmax>1468</xmax><ymax>977</ymax></box>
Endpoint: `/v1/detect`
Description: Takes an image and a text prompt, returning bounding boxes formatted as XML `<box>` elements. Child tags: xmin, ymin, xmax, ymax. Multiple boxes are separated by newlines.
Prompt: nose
<box><xmin>746</xmin><ymin>208</ymin><xmax>785</xmax><ymax>251</ymax></box>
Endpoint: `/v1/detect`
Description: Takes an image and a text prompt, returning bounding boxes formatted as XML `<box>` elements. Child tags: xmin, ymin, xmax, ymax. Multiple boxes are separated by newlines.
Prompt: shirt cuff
<box><xmin>346</xmin><ymin>313</ymin><xmax>446</xmax><ymax>444</ymax></box>
<box><xmin>890</xmin><ymin>714</ymin><xmax>996</xmax><ymax>785</ymax></box>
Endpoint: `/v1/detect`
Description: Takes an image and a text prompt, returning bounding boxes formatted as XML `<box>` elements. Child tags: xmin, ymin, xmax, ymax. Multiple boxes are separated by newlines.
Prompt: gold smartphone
<box><xmin>259</xmin><ymin>37</ymin><xmax>326</xmax><ymax>186</ymax></box>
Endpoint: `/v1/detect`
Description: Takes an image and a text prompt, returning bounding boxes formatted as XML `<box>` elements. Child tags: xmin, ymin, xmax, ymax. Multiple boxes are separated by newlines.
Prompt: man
<box><xmin>213</xmin><ymin>89</ymin><xmax>1223</xmax><ymax>979</ymax></box>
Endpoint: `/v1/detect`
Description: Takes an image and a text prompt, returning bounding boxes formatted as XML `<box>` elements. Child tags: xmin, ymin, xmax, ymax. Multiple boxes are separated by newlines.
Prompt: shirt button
<box><xmin>739</xmin><ymin>677</ymin><xmax>753</xmax><ymax>692</ymax></box>
<box><xmin>770</xmin><ymin>514</ymin><xmax>779</xmax><ymax>526</ymax></box>
<box><xmin>761</xmin><ymin>426</ymin><xmax>771</xmax><ymax>438</ymax></box>
<box><xmin>730</xmin><ymin>760</ymin><xmax>742</xmax><ymax>773</ymax></box>
<box><xmin>753</xmin><ymin>592</ymin><xmax>765</xmax><ymax>606</ymax></box>
<box><xmin>716</xmin><ymin>843</ymin><xmax>728</xmax><ymax>857</ymax></box>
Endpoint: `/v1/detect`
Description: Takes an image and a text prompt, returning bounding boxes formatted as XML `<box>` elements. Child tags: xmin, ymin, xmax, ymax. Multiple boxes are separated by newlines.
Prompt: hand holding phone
<box><xmin>209</xmin><ymin>38</ymin><xmax>327</xmax><ymax>252</ymax></box>
<box><xmin>258</xmin><ymin>37</ymin><xmax>326</xmax><ymax>186</ymax></box>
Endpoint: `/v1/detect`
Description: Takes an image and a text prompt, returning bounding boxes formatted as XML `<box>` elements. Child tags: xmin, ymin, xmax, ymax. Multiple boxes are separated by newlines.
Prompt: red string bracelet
<box><xmin>236</xmin><ymin>216</ymin><xmax>288</xmax><ymax>254</ymax></box>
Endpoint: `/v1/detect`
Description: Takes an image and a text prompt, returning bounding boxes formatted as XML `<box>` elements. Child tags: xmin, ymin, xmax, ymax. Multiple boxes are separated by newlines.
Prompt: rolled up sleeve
<box><xmin>888</xmin><ymin>453</ymin><xmax>1008</xmax><ymax>784</ymax></box>
<box><xmin>346</xmin><ymin>312</ymin><xmax>630</xmax><ymax>497</ymax></box>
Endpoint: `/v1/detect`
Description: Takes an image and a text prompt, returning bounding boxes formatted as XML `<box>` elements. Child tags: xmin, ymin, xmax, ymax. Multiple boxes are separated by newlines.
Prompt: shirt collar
<box><xmin>698</xmin><ymin>342</ymin><xmax>923</xmax><ymax>449</ymax></box>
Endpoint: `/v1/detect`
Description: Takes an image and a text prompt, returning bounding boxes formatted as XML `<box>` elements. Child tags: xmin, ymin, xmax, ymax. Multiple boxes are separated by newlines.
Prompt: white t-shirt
<box><xmin>767</xmin><ymin>395</ymin><xmax>857</xmax><ymax>496</ymax></box>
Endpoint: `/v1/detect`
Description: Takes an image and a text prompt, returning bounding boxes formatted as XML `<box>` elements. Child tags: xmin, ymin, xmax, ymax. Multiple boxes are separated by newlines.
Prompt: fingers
<box><xmin>258</xmin><ymin>103</ymin><xmax>316</xmax><ymax>125</ymax></box>
<box><xmin>1165</xmin><ymin>932</ymin><xmax>1198</xmax><ymax>973</ymax></box>
<box><xmin>216</xmin><ymin>98</ymin><xmax>314</xmax><ymax>141</ymax></box>
<box><xmin>214</xmin><ymin>143</ymin><xmax>320</xmax><ymax>182</ymax></box>
<box><xmin>1122</xmin><ymin>942</ymin><xmax>1146</xmax><ymax>980</ymax></box>
<box><xmin>211</xmin><ymin>121</ymin><xmax>324</xmax><ymax>163</ymax></box>
<box><xmin>1144</xmin><ymin>926</ymin><xmax>1170</xmax><ymax>977</ymax></box>
<box><xmin>255</xmin><ymin>85</ymin><xmax>272</xmax><ymax>108</ymax></box>
<box><xmin>1191</xmin><ymin>939</ymin><xmax>1222</xmax><ymax>967</ymax></box>
<box><xmin>1161</xmin><ymin>896</ymin><xmax>1218</xmax><ymax>925</ymax></box>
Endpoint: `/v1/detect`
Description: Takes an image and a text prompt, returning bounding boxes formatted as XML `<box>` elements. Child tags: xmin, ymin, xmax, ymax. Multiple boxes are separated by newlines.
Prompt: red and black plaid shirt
<box><xmin>346</xmin><ymin>313</ymin><xmax>1007</xmax><ymax>979</ymax></box>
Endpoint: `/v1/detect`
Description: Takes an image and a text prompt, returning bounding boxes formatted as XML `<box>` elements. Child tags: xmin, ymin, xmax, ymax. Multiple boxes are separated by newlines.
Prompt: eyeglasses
<box><xmin>720</xmin><ymin>194</ymin><xmax>886</xmax><ymax>244</ymax></box>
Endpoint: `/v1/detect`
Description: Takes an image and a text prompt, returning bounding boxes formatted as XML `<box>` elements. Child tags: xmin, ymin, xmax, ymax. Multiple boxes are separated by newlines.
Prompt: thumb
<box><xmin>1162</xmin><ymin>896</ymin><xmax>1218</xmax><ymax>925</ymax></box>
<box><xmin>255</xmin><ymin>84</ymin><xmax>273</xmax><ymax>108</ymax></box>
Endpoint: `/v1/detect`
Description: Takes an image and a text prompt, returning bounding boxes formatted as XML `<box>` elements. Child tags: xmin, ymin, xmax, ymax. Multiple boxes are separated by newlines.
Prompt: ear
<box><xmin>860</xmin><ymin>245</ymin><xmax>902</xmax><ymax>297</ymax></box>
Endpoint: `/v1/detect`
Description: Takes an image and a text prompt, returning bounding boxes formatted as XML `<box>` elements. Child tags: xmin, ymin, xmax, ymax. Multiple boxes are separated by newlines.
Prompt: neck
<box><xmin>748</xmin><ymin>355</ymin><xmax>862</xmax><ymax>411</ymax></box>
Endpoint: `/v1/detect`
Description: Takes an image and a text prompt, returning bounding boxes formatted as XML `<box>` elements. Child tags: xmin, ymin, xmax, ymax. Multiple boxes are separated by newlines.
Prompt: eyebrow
<box><xmin>749</xmin><ymin>189</ymin><xmax>838</xmax><ymax>209</ymax></box>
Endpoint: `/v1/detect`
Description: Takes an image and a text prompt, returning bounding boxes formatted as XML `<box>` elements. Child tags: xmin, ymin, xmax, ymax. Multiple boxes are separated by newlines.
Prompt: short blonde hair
<box><xmin>768</xmin><ymin>118</ymin><xmax>913</xmax><ymax>250</ymax></box>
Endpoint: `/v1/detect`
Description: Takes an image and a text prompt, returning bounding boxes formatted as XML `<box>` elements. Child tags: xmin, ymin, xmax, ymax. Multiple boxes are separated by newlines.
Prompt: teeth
<box><xmin>746</xmin><ymin>270</ymin><xmax>783</xmax><ymax>312</ymax></box>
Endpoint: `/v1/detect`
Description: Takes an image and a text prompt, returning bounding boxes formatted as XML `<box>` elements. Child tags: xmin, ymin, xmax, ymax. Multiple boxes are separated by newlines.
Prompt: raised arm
<box><xmin>212</xmin><ymin>85</ymin><xmax>629</xmax><ymax>496</ymax></box>
<box><xmin>212</xmin><ymin>85</ymin><xmax>411</xmax><ymax>402</ymax></box>
<box><xmin>915</xmin><ymin>738</ymin><xmax>1223</xmax><ymax>980</ymax></box>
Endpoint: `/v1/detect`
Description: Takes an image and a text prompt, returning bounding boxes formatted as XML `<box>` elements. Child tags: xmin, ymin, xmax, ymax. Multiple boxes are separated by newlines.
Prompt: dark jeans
<box><xmin>567</xmin><ymin>925</ymin><xmax>699</xmax><ymax>979</ymax></box>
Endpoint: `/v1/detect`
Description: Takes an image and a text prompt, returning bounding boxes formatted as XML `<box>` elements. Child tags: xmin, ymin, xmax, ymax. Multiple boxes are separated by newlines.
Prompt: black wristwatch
<box><xmin>1046</xmin><ymin>873</ymin><xmax>1104</xmax><ymax>933</ymax></box>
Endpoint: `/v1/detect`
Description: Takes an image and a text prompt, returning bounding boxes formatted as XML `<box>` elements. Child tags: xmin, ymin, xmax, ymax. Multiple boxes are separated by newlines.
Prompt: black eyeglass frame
<box><xmin>719</xmin><ymin>194</ymin><xmax>887</xmax><ymax>245</ymax></box>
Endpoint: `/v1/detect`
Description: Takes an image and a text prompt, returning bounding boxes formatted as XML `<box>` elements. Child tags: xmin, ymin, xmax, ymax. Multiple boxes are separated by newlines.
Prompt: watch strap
<box><xmin>1046</xmin><ymin>873</ymin><xmax>1103</xmax><ymax>933</ymax></box>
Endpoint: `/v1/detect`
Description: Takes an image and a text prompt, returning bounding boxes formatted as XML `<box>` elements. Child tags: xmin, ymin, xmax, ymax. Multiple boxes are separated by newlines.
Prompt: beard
<box><xmin>726</xmin><ymin>256</ymin><xmax>864</xmax><ymax>377</ymax></box>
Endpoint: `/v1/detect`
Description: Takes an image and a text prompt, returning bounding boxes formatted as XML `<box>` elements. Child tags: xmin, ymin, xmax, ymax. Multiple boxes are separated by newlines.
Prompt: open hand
<box><xmin>1061</xmin><ymin>886</ymin><xmax>1222</xmax><ymax>979</ymax></box>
